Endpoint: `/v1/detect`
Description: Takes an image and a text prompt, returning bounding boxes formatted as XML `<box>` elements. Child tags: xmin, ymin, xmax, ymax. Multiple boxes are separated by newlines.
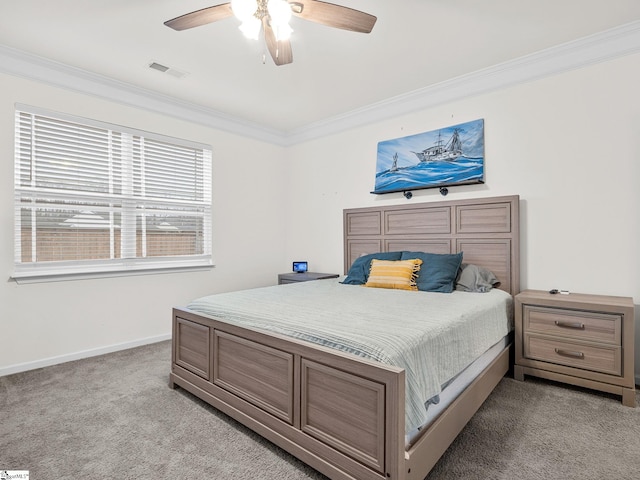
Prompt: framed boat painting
<box><xmin>372</xmin><ymin>119</ymin><xmax>485</xmax><ymax>195</ymax></box>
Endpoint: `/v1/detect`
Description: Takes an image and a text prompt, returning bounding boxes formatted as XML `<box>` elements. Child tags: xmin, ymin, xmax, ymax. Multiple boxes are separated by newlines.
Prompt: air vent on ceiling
<box><xmin>148</xmin><ymin>61</ymin><xmax>188</xmax><ymax>79</ymax></box>
<box><xmin>149</xmin><ymin>62</ymin><xmax>169</xmax><ymax>72</ymax></box>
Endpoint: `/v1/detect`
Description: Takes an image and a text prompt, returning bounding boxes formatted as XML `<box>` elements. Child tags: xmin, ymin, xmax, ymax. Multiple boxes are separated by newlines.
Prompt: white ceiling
<box><xmin>2</xmin><ymin>0</ymin><xmax>640</xmax><ymax>136</ymax></box>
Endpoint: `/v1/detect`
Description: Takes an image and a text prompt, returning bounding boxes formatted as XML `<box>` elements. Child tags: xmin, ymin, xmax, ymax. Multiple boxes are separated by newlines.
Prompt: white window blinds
<box><xmin>13</xmin><ymin>105</ymin><xmax>212</xmax><ymax>282</ymax></box>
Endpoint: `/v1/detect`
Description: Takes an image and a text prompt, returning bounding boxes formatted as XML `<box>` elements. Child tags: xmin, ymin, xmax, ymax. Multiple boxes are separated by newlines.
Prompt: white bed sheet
<box><xmin>187</xmin><ymin>277</ymin><xmax>513</xmax><ymax>434</ymax></box>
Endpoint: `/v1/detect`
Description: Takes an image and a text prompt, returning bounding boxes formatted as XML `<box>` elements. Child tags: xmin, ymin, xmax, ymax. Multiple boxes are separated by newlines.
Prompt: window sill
<box><xmin>11</xmin><ymin>262</ymin><xmax>214</xmax><ymax>284</ymax></box>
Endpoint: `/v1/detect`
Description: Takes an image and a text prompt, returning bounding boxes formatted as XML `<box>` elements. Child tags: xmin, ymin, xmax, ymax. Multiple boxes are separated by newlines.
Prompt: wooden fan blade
<box><xmin>290</xmin><ymin>0</ymin><xmax>376</xmax><ymax>33</ymax></box>
<box><xmin>263</xmin><ymin>18</ymin><xmax>293</xmax><ymax>66</ymax></box>
<box><xmin>164</xmin><ymin>3</ymin><xmax>233</xmax><ymax>31</ymax></box>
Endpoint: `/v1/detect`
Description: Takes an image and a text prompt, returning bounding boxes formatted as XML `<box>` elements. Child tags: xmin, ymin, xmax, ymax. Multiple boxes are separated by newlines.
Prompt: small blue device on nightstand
<box><xmin>292</xmin><ymin>261</ymin><xmax>308</xmax><ymax>273</ymax></box>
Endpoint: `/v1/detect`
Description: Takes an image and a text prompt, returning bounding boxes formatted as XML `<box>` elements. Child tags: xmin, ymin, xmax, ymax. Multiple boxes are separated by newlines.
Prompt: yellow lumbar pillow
<box><xmin>364</xmin><ymin>258</ymin><xmax>423</xmax><ymax>291</ymax></box>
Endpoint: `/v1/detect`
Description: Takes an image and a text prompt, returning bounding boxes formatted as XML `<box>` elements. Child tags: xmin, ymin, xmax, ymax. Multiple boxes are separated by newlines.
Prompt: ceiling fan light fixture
<box><xmin>239</xmin><ymin>16</ymin><xmax>262</xmax><ymax>39</ymax></box>
<box><xmin>231</xmin><ymin>0</ymin><xmax>257</xmax><ymax>22</ymax></box>
<box><xmin>268</xmin><ymin>0</ymin><xmax>292</xmax><ymax>26</ymax></box>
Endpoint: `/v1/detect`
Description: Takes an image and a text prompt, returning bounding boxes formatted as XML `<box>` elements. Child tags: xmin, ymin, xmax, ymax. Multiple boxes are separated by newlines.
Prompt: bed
<box><xmin>169</xmin><ymin>195</ymin><xmax>520</xmax><ymax>480</ymax></box>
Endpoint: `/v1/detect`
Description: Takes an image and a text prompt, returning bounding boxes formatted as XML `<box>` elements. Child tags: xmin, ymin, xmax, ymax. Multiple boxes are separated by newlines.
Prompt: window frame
<box><xmin>13</xmin><ymin>104</ymin><xmax>213</xmax><ymax>284</ymax></box>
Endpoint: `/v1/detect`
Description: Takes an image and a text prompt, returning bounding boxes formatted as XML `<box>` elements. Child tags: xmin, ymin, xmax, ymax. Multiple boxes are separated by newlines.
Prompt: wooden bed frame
<box><xmin>170</xmin><ymin>195</ymin><xmax>520</xmax><ymax>480</ymax></box>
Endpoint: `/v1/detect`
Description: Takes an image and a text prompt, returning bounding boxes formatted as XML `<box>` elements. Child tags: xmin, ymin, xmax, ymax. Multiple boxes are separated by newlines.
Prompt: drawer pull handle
<box><xmin>554</xmin><ymin>320</ymin><xmax>585</xmax><ymax>329</ymax></box>
<box><xmin>554</xmin><ymin>348</ymin><xmax>584</xmax><ymax>359</ymax></box>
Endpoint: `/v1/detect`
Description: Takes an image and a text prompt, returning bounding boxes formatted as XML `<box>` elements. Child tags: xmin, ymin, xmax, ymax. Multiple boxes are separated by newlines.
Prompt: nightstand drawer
<box><xmin>524</xmin><ymin>334</ymin><xmax>621</xmax><ymax>376</ymax></box>
<box><xmin>523</xmin><ymin>305</ymin><xmax>621</xmax><ymax>345</ymax></box>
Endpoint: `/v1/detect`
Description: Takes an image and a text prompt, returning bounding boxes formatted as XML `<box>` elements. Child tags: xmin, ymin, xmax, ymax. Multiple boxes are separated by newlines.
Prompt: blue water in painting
<box><xmin>373</xmin><ymin>157</ymin><xmax>483</xmax><ymax>193</ymax></box>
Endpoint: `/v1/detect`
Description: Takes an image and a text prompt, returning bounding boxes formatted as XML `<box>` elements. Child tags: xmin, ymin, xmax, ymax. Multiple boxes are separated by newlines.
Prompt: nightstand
<box><xmin>278</xmin><ymin>272</ymin><xmax>339</xmax><ymax>285</ymax></box>
<box><xmin>514</xmin><ymin>289</ymin><xmax>636</xmax><ymax>407</ymax></box>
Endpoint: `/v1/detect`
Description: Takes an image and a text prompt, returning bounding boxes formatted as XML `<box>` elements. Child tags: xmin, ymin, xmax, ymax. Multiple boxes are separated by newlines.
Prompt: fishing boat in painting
<box><xmin>411</xmin><ymin>129</ymin><xmax>462</xmax><ymax>162</ymax></box>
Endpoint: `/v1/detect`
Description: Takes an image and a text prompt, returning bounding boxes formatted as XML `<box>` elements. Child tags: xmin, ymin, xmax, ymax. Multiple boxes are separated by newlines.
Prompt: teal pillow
<box><xmin>342</xmin><ymin>251</ymin><xmax>403</xmax><ymax>285</ymax></box>
<box><xmin>400</xmin><ymin>251</ymin><xmax>463</xmax><ymax>293</ymax></box>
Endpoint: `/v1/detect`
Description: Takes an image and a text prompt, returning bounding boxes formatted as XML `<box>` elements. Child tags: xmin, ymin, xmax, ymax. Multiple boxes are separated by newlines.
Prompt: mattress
<box><xmin>187</xmin><ymin>277</ymin><xmax>513</xmax><ymax>434</ymax></box>
<box><xmin>406</xmin><ymin>333</ymin><xmax>510</xmax><ymax>445</ymax></box>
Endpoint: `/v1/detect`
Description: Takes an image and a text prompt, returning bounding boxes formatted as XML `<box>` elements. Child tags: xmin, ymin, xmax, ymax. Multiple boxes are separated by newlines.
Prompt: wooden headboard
<box><xmin>343</xmin><ymin>195</ymin><xmax>520</xmax><ymax>295</ymax></box>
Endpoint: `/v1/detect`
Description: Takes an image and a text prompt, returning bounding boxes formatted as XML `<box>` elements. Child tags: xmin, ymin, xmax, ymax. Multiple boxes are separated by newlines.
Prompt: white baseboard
<box><xmin>0</xmin><ymin>333</ymin><xmax>171</xmax><ymax>377</ymax></box>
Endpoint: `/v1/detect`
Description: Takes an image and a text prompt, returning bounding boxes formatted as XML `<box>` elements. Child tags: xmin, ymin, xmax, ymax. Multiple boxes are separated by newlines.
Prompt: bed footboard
<box><xmin>171</xmin><ymin>307</ymin><xmax>406</xmax><ymax>480</ymax></box>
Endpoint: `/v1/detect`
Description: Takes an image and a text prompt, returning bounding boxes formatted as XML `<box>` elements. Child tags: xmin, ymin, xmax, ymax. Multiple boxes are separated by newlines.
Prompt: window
<box><xmin>13</xmin><ymin>105</ymin><xmax>212</xmax><ymax>282</ymax></box>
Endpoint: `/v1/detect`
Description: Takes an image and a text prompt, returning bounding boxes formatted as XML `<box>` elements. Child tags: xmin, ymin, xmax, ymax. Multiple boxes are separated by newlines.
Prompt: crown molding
<box><xmin>1</xmin><ymin>20</ymin><xmax>639</xmax><ymax>146</ymax></box>
<box><xmin>0</xmin><ymin>45</ymin><xmax>287</xmax><ymax>146</ymax></box>
<box><xmin>285</xmin><ymin>20</ymin><xmax>640</xmax><ymax>144</ymax></box>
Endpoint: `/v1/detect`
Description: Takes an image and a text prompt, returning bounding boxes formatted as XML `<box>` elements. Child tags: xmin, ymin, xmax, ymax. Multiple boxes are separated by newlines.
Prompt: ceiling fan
<box><xmin>164</xmin><ymin>0</ymin><xmax>377</xmax><ymax>66</ymax></box>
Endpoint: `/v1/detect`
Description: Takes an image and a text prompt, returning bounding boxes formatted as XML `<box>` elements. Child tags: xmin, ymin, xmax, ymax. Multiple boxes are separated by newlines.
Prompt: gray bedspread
<box><xmin>187</xmin><ymin>277</ymin><xmax>513</xmax><ymax>433</ymax></box>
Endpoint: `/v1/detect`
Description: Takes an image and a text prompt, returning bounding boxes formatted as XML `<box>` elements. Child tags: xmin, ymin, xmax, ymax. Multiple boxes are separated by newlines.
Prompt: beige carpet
<box><xmin>1</xmin><ymin>341</ymin><xmax>639</xmax><ymax>479</ymax></box>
